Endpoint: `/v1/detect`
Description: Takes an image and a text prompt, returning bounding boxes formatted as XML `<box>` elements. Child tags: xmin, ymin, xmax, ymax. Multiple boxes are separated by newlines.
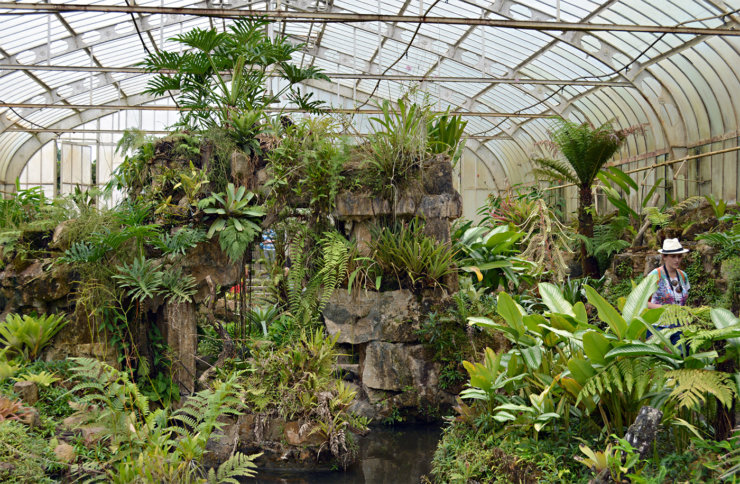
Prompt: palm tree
<box><xmin>533</xmin><ymin>117</ymin><xmax>641</xmax><ymax>277</ymax></box>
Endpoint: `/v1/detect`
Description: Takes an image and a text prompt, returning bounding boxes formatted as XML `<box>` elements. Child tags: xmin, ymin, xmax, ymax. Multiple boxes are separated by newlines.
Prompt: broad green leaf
<box><xmin>476</xmin><ymin>261</ymin><xmax>513</xmax><ymax>271</ymax></box>
<box><xmin>636</xmin><ymin>317</ymin><xmax>680</xmax><ymax>356</ymax></box>
<box><xmin>583</xmin><ymin>331</ymin><xmax>612</xmax><ymax>365</ymax></box>
<box><xmin>538</xmin><ymin>324</ymin><xmax>573</xmax><ymax>340</ymax></box>
<box><xmin>608</xmin><ymin>167</ymin><xmax>638</xmax><ymax>191</ymax></box>
<box><xmin>604</xmin><ymin>343</ymin><xmax>680</xmax><ymax>360</ymax></box>
<box><xmin>523</xmin><ymin>314</ymin><xmax>547</xmax><ymax>335</ymax></box>
<box><xmin>497</xmin><ymin>292</ymin><xmax>525</xmax><ymax>337</ymax></box>
<box><xmin>711</xmin><ymin>308</ymin><xmax>740</xmax><ymax>348</ymax></box>
<box><xmin>584</xmin><ymin>284</ymin><xmax>627</xmax><ymax>339</ymax></box>
<box><xmin>494</xmin><ymin>403</ymin><xmax>536</xmax><ymax>413</ymax></box>
<box><xmin>520</xmin><ymin>346</ymin><xmax>543</xmax><ymax>370</ymax></box>
<box><xmin>539</xmin><ymin>282</ymin><xmax>575</xmax><ymax>317</ymax></box>
<box><xmin>567</xmin><ymin>358</ymin><xmax>596</xmax><ymax>386</ymax></box>
<box><xmin>622</xmin><ymin>272</ymin><xmax>658</xmax><ymax>324</ymax></box>
<box><xmin>573</xmin><ymin>302</ymin><xmax>588</xmax><ymax>325</ymax></box>
<box><xmin>549</xmin><ymin>313</ymin><xmax>576</xmax><ymax>333</ymax></box>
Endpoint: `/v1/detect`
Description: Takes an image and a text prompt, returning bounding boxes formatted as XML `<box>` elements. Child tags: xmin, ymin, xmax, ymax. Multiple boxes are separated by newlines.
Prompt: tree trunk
<box><xmin>578</xmin><ymin>185</ymin><xmax>600</xmax><ymax>277</ymax></box>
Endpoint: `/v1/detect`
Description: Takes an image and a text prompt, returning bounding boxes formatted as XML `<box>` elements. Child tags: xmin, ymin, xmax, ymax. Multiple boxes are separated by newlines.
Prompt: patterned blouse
<box><xmin>648</xmin><ymin>266</ymin><xmax>690</xmax><ymax>306</ymax></box>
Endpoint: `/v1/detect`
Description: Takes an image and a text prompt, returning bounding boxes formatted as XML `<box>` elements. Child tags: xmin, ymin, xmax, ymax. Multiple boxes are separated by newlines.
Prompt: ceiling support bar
<box><xmin>0</xmin><ymin>65</ymin><xmax>632</xmax><ymax>86</ymax></box>
<box><xmin>1</xmin><ymin>3</ymin><xmax>738</xmax><ymax>36</ymax></box>
<box><xmin>0</xmin><ymin>103</ymin><xmax>551</xmax><ymax>118</ymax></box>
<box><xmin>3</xmin><ymin>127</ymin><xmax>514</xmax><ymax>140</ymax></box>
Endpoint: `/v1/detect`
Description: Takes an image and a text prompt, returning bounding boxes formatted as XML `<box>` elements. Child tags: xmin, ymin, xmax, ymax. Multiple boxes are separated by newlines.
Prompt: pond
<box><xmin>246</xmin><ymin>424</ymin><xmax>442</xmax><ymax>484</ymax></box>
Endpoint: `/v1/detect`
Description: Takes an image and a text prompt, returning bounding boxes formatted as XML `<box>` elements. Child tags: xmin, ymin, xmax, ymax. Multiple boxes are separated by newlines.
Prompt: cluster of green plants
<box><xmin>366</xmin><ymin>220</ymin><xmax>457</xmax><ymax>292</ymax></box>
<box><xmin>63</xmin><ymin>357</ymin><xmax>259</xmax><ymax>482</ymax></box>
<box><xmin>266</xmin><ymin>117</ymin><xmax>349</xmax><ymax>231</ymax></box>
<box><xmin>236</xmin><ymin>329</ymin><xmax>369</xmax><ymax>467</ymax></box>
<box><xmin>361</xmin><ymin>96</ymin><xmax>466</xmax><ymax>201</ymax></box>
<box><xmin>416</xmin><ymin>281</ymin><xmax>503</xmax><ymax>391</ymax></box>
<box><xmin>430</xmin><ymin>274</ymin><xmax>740</xmax><ymax>482</ymax></box>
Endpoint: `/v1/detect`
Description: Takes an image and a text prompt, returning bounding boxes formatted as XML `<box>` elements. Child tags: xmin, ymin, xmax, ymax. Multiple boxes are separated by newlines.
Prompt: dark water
<box><xmin>245</xmin><ymin>424</ymin><xmax>442</xmax><ymax>484</ymax></box>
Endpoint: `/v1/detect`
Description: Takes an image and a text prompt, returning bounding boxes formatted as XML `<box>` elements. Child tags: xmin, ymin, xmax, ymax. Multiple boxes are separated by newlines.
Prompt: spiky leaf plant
<box><xmin>0</xmin><ymin>313</ymin><xmax>68</xmax><ymax>360</ymax></box>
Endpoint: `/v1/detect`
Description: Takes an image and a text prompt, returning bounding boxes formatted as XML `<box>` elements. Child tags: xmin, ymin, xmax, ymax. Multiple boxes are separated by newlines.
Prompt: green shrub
<box><xmin>0</xmin><ymin>421</ymin><xmax>59</xmax><ymax>483</ymax></box>
<box><xmin>370</xmin><ymin>220</ymin><xmax>457</xmax><ymax>291</ymax></box>
<box><xmin>0</xmin><ymin>313</ymin><xmax>68</xmax><ymax>360</ymax></box>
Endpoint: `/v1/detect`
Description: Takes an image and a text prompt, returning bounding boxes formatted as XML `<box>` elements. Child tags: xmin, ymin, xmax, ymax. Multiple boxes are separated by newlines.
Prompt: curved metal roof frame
<box><xmin>0</xmin><ymin>0</ymin><xmax>738</xmax><ymax>192</ymax></box>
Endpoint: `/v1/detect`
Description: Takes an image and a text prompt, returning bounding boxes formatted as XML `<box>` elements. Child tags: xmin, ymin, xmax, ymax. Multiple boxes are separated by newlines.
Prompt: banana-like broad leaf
<box><xmin>711</xmin><ymin>308</ymin><xmax>740</xmax><ymax>348</ymax></box>
<box><xmin>567</xmin><ymin>358</ymin><xmax>596</xmax><ymax>386</ymax></box>
<box><xmin>604</xmin><ymin>342</ymin><xmax>680</xmax><ymax>361</ymax></box>
<box><xmin>573</xmin><ymin>302</ymin><xmax>588</xmax><ymax>325</ymax></box>
<box><xmin>583</xmin><ymin>331</ymin><xmax>612</xmax><ymax>366</ymax></box>
<box><xmin>497</xmin><ymin>292</ymin><xmax>525</xmax><ymax>338</ymax></box>
<box><xmin>519</xmin><ymin>346</ymin><xmax>543</xmax><ymax>370</ymax></box>
<box><xmin>584</xmin><ymin>284</ymin><xmax>627</xmax><ymax>339</ymax></box>
<box><xmin>539</xmin><ymin>282</ymin><xmax>575</xmax><ymax>317</ymax></box>
<box><xmin>622</xmin><ymin>272</ymin><xmax>658</xmax><ymax>324</ymax></box>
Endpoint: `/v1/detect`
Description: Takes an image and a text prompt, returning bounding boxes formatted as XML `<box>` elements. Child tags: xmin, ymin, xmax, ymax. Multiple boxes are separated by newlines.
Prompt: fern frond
<box><xmin>666</xmin><ymin>369</ymin><xmax>735</xmax><ymax>410</ymax></box>
<box><xmin>579</xmin><ymin>358</ymin><xmax>666</xmax><ymax>404</ymax></box>
<box><xmin>213</xmin><ymin>451</ymin><xmax>261</xmax><ymax>483</ymax></box>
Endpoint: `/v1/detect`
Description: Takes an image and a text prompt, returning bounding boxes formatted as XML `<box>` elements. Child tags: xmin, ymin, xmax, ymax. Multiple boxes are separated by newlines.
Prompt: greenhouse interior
<box><xmin>0</xmin><ymin>0</ymin><xmax>739</xmax><ymax>482</ymax></box>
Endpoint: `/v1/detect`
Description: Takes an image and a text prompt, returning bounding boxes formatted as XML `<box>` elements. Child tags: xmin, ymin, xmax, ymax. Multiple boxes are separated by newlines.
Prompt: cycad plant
<box><xmin>533</xmin><ymin>118</ymin><xmax>641</xmax><ymax>277</ymax></box>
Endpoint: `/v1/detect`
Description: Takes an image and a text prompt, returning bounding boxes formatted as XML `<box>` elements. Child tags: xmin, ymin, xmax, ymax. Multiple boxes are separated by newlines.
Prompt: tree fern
<box><xmin>531</xmin><ymin>156</ymin><xmax>579</xmax><ymax>185</ymax></box>
<box><xmin>665</xmin><ymin>369</ymin><xmax>735</xmax><ymax>410</ymax></box>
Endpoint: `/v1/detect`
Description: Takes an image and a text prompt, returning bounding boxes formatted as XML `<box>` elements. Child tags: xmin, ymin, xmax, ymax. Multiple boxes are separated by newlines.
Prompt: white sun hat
<box><xmin>658</xmin><ymin>238</ymin><xmax>689</xmax><ymax>254</ymax></box>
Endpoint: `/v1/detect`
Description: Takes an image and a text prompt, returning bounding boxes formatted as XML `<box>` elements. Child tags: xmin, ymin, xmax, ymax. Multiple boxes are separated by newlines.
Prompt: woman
<box><xmin>647</xmin><ymin>238</ymin><xmax>690</xmax><ymax>309</ymax></box>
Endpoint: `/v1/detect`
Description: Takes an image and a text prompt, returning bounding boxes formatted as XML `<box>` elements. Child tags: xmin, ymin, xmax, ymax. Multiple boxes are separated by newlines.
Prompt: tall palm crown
<box><xmin>533</xmin><ymin>118</ymin><xmax>641</xmax><ymax>277</ymax></box>
<box><xmin>533</xmin><ymin>118</ymin><xmax>635</xmax><ymax>188</ymax></box>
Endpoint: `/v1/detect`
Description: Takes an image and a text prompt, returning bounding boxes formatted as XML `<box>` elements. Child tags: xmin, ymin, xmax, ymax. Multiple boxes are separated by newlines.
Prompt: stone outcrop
<box><xmin>0</xmin><ymin>235</ymin><xmax>239</xmax><ymax>393</ymax></box>
<box><xmin>334</xmin><ymin>155</ymin><xmax>462</xmax><ymax>252</ymax></box>
<box><xmin>324</xmin><ymin>289</ymin><xmax>455</xmax><ymax>422</ymax></box>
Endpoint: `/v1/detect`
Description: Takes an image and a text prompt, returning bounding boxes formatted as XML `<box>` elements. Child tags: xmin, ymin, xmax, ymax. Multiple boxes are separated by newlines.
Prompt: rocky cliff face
<box><xmin>324</xmin><ymin>289</ymin><xmax>455</xmax><ymax>422</ymax></box>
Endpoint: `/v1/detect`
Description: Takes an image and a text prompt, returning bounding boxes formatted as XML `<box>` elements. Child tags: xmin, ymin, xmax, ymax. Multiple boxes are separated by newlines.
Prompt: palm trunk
<box><xmin>578</xmin><ymin>185</ymin><xmax>600</xmax><ymax>277</ymax></box>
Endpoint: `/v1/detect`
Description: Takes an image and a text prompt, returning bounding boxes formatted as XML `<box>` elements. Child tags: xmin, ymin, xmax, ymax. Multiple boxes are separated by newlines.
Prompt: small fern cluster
<box><xmin>68</xmin><ymin>357</ymin><xmax>260</xmax><ymax>483</ymax></box>
<box><xmin>113</xmin><ymin>256</ymin><xmax>197</xmax><ymax>304</ymax></box>
<box><xmin>285</xmin><ymin>230</ymin><xmax>350</xmax><ymax>330</ymax></box>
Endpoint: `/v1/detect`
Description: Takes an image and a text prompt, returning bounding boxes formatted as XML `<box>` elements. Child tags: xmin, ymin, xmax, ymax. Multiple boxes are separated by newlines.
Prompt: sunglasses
<box><xmin>670</xmin><ymin>278</ymin><xmax>683</xmax><ymax>293</ymax></box>
<box><xmin>665</xmin><ymin>254</ymin><xmax>684</xmax><ymax>259</ymax></box>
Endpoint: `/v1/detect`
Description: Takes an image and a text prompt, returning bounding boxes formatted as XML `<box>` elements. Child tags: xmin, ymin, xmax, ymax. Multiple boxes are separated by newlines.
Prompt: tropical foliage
<box><xmin>533</xmin><ymin>118</ymin><xmax>642</xmax><ymax>277</ymax></box>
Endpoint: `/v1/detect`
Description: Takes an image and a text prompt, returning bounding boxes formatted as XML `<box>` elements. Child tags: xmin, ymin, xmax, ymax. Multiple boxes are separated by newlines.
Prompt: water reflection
<box><xmin>245</xmin><ymin>424</ymin><xmax>441</xmax><ymax>484</ymax></box>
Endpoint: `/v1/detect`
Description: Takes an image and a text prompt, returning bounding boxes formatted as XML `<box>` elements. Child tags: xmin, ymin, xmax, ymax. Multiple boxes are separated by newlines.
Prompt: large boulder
<box><xmin>323</xmin><ymin>289</ymin><xmax>456</xmax><ymax>422</ymax></box>
<box><xmin>324</xmin><ymin>290</ymin><xmax>420</xmax><ymax>344</ymax></box>
<box><xmin>361</xmin><ymin>342</ymin><xmax>438</xmax><ymax>392</ymax></box>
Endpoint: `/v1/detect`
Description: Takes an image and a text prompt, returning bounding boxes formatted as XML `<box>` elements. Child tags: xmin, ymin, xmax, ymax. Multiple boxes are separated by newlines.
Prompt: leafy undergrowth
<box><xmin>429</xmin><ymin>422</ymin><xmax>585</xmax><ymax>483</ymax></box>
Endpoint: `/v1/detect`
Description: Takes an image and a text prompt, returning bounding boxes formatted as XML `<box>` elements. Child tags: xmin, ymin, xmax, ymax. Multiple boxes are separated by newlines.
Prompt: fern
<box><xmin>665</xmin><ymin>369</ymin><xmax>736</xmax><ymax>410</ymax></box>
<box><xmin>155</xmin><ymin>227</ymin><xmax>207</xmax><ymax>259</ymax></box>
<box><xmin>580</xmin><ymin>358</ymin><xmax>663</xmax><ymax>404</ymax></box>
<box><xmin>644</xmin><ymin>206</ymin><xmax>671</xmax><ymax>228</ymax></box>
<box><xmin>159</xmin><ymin>266</ymin><xmax>198</xmax><ymax>303</ymax></box>
<box><xmin>207</xmin><ymin>451</ymin><xmax>261</xmax><ymax>483</ymax></box>
<box><xmin>286</xmin><ymin>230</ymin><xmax>349</xmax><ymax>329</ymax></box>
<box><xmin>112</xmin><ymin>256</ymin><xmax>163</xmax><ymax>302</ymax></box>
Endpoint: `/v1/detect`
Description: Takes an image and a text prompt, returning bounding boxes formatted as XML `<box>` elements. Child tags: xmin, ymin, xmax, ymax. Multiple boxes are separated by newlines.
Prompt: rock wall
<box><xmin>334</xmin><ymin>155</ymin><xmax>462</xmax><ymax>253</ymax></box>
<box><xmin>323</xmin><ymin>289</ymin><xmax>455</xmax><ymax>422</ymax></box>
<box><xmin>0</xmin><ymin>237</ymin><xmax>239</xmax><ymax>392</ymax></box>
